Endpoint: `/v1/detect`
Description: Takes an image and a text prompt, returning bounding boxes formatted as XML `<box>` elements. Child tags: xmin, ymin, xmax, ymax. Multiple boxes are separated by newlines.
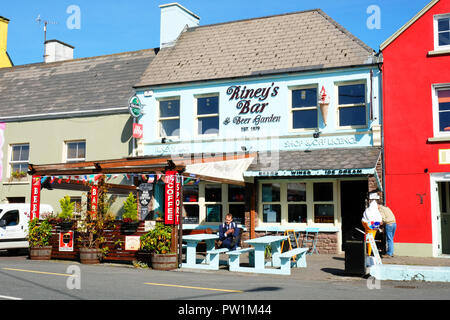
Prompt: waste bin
<box><xmin>344</xmin><ymin>228</ymin><xmax>366</xmax><ymax>276</ymax></box>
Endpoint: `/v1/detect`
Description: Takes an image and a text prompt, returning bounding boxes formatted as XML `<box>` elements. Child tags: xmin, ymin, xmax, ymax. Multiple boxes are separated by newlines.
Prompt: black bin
<box><xmin>344</xmin><ymin>228</ymin><xmax>366</xmax><ymax>276</ymax></box>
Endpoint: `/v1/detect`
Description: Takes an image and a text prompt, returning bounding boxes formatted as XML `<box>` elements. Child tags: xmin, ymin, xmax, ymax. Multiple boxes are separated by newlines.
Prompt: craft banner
<box><xmin>90</xmin><ymin>186</ymin><xmax>98</xmax><ymax>219</ymax></box>
<box><xmin>30</xmin><ymin>176</ymin><xmax>41</xmax><ymax>220</ymax></box>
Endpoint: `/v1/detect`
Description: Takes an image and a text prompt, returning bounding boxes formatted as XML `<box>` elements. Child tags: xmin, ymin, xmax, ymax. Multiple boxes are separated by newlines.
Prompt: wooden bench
<box><xmin>226</xmin><ymin>247</ymin><xmax>255</xmax><ymax>271</ymax></box>
<box><xmin>279</xmin><ymin>248</ymin><xmax>308</xmax><ymax>274</ymax></box>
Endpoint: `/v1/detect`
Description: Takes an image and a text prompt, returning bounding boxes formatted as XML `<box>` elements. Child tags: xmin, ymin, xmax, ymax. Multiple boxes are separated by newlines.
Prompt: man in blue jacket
<box><xmin>219</xmin><ymin>213</ymin><xmax>240</xmax><ymax>250</ymax></box>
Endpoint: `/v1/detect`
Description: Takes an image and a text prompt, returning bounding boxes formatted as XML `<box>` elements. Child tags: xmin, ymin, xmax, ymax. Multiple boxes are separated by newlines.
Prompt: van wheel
<box><xmin>7</xmin><ymin>249</ymin><xmax>23</xmax><ymax>256</ymax></box>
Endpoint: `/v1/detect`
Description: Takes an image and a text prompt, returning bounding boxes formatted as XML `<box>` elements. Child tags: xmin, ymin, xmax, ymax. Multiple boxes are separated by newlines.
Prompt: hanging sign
<box><xmin>133</xmin><ymin>123</ymin><xmax>144</xmax><ymax>139</ymax></box>
<box><xmin>174</xmin><ymin>174</ymin><xmax>181</xmax><ymax>226</ymax></box>
<box><xmin>30</xmin><ymin>176</ymin><xmax>41</xmax><ymax>220</ymax></box>
<box><xmin>139</xmin><ymin>183</ymin><xmax>153</xmax><ymax>220</ymax></box>
<box><xmin>129</xmin><ymin>96</ymin><xmax>143</xmax><ymax>118</ymax></box>
<box><xmin>90</xmin><ymin>186</ymin><xmax>99</xmax><ymax>219</ymax></box>
<box><xmin>59</xmin><ymin>231</ymin><xmax>74</xmax><ymax>252</ymax></box>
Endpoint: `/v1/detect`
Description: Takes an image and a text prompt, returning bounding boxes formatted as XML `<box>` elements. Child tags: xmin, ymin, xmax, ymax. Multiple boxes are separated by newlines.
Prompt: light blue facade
<box><xmin>136</xmin><ymin>66</ymin><xmax>382</xmax><ymax>157</ymax></box>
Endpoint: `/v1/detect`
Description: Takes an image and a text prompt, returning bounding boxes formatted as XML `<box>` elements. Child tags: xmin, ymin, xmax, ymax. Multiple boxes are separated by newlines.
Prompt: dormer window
<box><xmin>434</xmin><ymin>14</ymin><xmax>450</xmax><ymax>51</ymax></box>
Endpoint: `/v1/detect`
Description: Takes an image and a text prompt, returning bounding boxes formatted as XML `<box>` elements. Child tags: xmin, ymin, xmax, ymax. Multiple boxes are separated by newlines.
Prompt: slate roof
<box><xmin>248</xmin><ymin>147</ymin><xmax>381</xmax><ymax>172</ymax></box>
<box><xmin>0</xmin><ymin>48</ymin><xmax>157</xmax><ymax>121</ymax></box>
<box><xmin>136</xmin><ymin>9</ymin><xmax>375</xmax><ymax>88</ymax></box>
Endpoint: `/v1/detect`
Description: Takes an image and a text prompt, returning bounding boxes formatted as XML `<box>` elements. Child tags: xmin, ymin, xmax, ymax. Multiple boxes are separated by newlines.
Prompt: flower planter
<box><xmin>151</xmin><ymin>253</ymin><xmax>178</xmax><ymax>270</ymax></box>
<box><xmin>58</xmin><ymin>221</ymin><xmax>75</xmax><ymax>231</ymax></box>
<box><xmin>79</xmin><ymin>248</ymin><xmax>102</xmax><ymax>264</ymax></box>
<box><xmin>29</xmin><ymin>246</ymin><xmax>52</xmax><ymax>260</ymax></box>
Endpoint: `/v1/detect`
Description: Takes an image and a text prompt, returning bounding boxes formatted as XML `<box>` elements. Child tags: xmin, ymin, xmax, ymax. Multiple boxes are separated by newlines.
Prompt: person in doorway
<box><xmin>378</xmin><ymin>196</ymin><xmax>397</xmax><ymax>258</ymax></box>
<box><xmin>362</xmin><ymin>191</ymin><xmax>383</xmax><ymax>256</ymax></box>
<box><xmin>218</xmin><ymin>213</ymin><xmax>241</xmax><ymax>250</ymax></box>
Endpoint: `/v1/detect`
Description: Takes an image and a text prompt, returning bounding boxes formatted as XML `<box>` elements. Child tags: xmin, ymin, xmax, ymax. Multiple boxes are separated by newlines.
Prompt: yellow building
<box><xmin>0</xmin><ymin>16</ymin><xmax>13</xmax><ymax>68</ymax></box>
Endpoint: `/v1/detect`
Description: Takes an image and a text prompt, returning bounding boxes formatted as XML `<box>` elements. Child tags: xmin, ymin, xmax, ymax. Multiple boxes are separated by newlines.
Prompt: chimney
<box><xmin>44</xmin><ymin>40</ymin><xmax>74</xmax><ymax>63</ymax></box>
<box><xmin>159</xmin><ymin>3</ymin><xmax>200</xmax><ymax>48</ymax></box>
<box><xmin>0</xmin><ymin>16</ymin><xmax>12</xmax><ymax>68</ymax></box>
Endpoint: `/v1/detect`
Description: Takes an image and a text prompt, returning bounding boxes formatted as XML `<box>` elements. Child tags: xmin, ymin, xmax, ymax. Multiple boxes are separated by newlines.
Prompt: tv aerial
<box><xmin>36</xmin><ymin>15</ymin><xmax>58</xmax><ymax>61</ymax></box>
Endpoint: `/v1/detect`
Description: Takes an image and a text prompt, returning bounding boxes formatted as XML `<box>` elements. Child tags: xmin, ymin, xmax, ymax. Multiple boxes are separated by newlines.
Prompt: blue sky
<box><xmin>2</xmin><ymin>0</ymin><xmax>432</xmax><ymax>66</ymax></box>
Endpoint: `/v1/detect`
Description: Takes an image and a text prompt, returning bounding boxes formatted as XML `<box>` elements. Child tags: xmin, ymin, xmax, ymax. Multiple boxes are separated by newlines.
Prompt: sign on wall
<box><xmin>30</xmin><ymin>176</ymin><xmax>41</xmax><ymax>220</ymax></box>
<box><xmin>139</xmin><ymin>183</ymin><xmax>153</xmax><ymax>220</ymax></box>
<box><xmin>59</xmin><ymin>231</ymin><xmax>74</xmax><ymax>252</ymax></box>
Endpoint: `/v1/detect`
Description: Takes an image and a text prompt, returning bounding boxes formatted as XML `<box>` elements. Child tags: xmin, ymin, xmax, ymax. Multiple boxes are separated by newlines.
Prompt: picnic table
<box><xmin>227</xmin><ymin>235</ymin><xmax>308</xmax><ymax>275</ymax></box>
<box><xmin>181</xmin><ymin>233</ymin><xmax>220</xmax><ymax>270</ymax></box>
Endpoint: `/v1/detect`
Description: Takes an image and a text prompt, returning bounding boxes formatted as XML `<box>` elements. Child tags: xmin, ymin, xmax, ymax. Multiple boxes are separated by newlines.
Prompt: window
<box><xmin>228</xmin><ymin>185</ymin><xmax>246</xmax><ymax>225</ymax></box>
<box><xmin>159</xmin><ymin>98</ymin><xmax>180</xmax><ymax>137</ymax></box>
<box><xmin>205</xmin><ymin>184</ymin><xmax>222</xmax><ymax>222</ymax></box>
<box><xmin>66</xmin><ymin>141</ymin><xmax>86</xmax><ymax>163</ymax></box>
<box><xmin>434</xmin><ymin>14</ymin><xmax>450</xmax><ymax>50</ymax></box>
<box><xmin>313</xmin><ymin>182</ymin><xmax>334</xmax><ymax>223</ymax></box>
<box><xmin>197</xmin><ymin>95</ymin><xmax>219</xmax><ymax>135</ymax></box>
<box><xmin>291</xmin><ymin>87</ymin><xmax>318</xmax><ymax>129</ymax></box>
<box><xmin>259</xmin><ymin>180</ymin><xmax>336</xmax><ymax>225</ymax></box>
<box><xmin>337</xmin><ymin>83</ymin><xmax>367</xmax><ymax>127</ymax></box>
<box><xmin>10</xmin><ymin>144</ymin><xmax>29</xmax><ymax>176</ymax></box>
<box><xmin>433</xmin><ymin>85</ymin><xmax>450</xmax><ymax>136</ymax></box>
<box><xmin>1</xmin><ymin>210</ymin><xmax>19</xmax><ymax>226</ymax></box>
<box><xmin>183</xmin><ymin>185</ymin><xmax>199</xmax><ymax>224</ymax></box>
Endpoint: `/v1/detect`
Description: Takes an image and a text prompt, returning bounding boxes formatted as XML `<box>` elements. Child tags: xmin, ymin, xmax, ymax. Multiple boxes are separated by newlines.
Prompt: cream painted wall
<box><xmin>0</xmin><ymin>114</ymin><xmax>134</xmax><ymax>217</ymax></box>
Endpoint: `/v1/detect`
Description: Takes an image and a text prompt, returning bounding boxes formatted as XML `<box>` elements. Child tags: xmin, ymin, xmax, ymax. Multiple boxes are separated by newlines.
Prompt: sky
<box><xmin>1</xmin><ymin>0</ymin><xmax>433</xmax><ymax>66</ymax></box>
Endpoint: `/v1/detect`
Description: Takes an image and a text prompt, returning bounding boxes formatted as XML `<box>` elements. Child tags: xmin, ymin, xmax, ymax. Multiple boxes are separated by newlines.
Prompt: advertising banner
<box><xmin>30</xmin><ymin>176</ymin><xmax>41</xmax><ymax>220</ymax></box>
<box><xmin>59</xmin><ymin>231</ymin><xmax>74</xmax><ymax>252</ymax></box>
<box><xmin>164</xmin><ymin>171</ymin><xmax>176</xmax><ymax>225</ymax></box>
<box><xmin>90</xmin><ymin>186</ymin><xmax>98</xmax><ymax>219</ymax></box>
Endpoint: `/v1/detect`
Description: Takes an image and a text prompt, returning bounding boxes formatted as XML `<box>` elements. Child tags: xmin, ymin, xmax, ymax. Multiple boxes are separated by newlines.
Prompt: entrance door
<box><xmin>438</xmin><ymin>182</ymin><xmax>450</xmax><ymax>254</ymax></box>
<box><xmin>340</xmin><ymin>180</ymin><xmax>368</xmax><ymax>251</ymax></box>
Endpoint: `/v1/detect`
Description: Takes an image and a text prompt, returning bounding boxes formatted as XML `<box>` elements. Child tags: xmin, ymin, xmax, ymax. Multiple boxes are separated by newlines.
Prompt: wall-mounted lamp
<box><xmin>241</xmin><ymin>146</ymin><xmax>247</xmax><ymax>152</ymax></box>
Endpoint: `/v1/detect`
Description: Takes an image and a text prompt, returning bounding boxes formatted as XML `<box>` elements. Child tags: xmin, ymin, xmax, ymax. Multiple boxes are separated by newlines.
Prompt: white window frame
<box><xmin>289</xmin><ymin>84</ymin><xmax>319</xmax><ymax>132</ymax></box>
<box><xmin>64</xmin><ymin>140</ymin><xmax>86</xmax><ymax>163</ymax></box>
<box><xmin>9</xmin><ymin>143</ymin><xmax>30</xmax><ymax>180</ymax></box>
<box><xmin>195</xmin><ymin>93</ymin><xmax>220</xmax><ymax>137</ymax></box>
<box><xmin>158</xmin><ymin>96</ymin><xmax>180</xmax><ymax>139</ymax></box>
<box><xmin>258</xmin><ymin>179</ymin><xmax>338</xmax><ymax>227</ymax></box>
<box><xmin>335</xmin><ymin>80</ymin><xmax>368</xmax><ymax>130</ymax></box>
<box><xmin>432</xmin><ymin>83</ymin><xmax>450</xmax><ymax>138</ymax></box>
<box><xmin>434</xmin><ymin>13</ymin><xmax>450</xmax><ymax>52</ymax></box>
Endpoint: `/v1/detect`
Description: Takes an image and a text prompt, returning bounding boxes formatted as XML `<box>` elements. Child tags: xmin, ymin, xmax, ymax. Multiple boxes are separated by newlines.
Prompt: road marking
<box><xmin>2</xmin><ymin>267</ymin><xmax>73</xmax><ymax>277</ymax></box>
<box><xmin>144</xmin><ymin>282</ymin><xmax>243</xmax><ymax>293</ymax></box>
<box><xmin>0</xmin><ymin>295</ymin><xmax>22</xmax><ymax>300</ymax></box>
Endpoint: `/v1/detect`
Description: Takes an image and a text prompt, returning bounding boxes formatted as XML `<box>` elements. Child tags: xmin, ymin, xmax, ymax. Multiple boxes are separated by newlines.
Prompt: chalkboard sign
<box><xmin>281</xmin><ymin>230</ymin><xmax>299</xmax><ymax>257</ymax></box>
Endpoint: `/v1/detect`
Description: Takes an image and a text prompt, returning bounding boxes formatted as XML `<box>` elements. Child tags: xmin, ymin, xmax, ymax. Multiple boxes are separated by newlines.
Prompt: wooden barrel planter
<box><xmin>151</xmin><ymin>253</ymin><xmax>178</xmax><ymax>270</ymax></box>
<box><xmin>29</xmin><ymin>246</ymin><xmax>52</xmax><ymax>260</ymax></box>
<box><xmin>79</xmin><ymin>248</ymin><xmax>102</xmax><ymax>264</ymax></box>
<box><xmin>136</xmin><ymin>251</ymin><xmax>153</xmax><ymax>267</ymax></box>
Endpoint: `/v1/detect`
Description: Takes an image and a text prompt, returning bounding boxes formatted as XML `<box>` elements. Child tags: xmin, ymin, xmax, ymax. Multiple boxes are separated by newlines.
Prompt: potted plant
<box><xmin>9</xmin><ymin>170</ymin><xmax>27</xmax><ymax>182</ymax></box>
<box><xmin>56</xmin><ymin>195</ymin><xmax>75</xmax><ymax>230</ymax></box>
<box><xmin>139</xmin><ymin>222</ymin><xmax>177</xmax><ymax>270</ymax></box>
<box><xmin>121</xmin><ymin>192</ymin><xmax>140</xmax><ymax>234</ymax></box>
<box><xmin>28</xmin><ymin>218</ymin><xmax>53</xmax><ymax>260</ymax></box>
<box><xmin>76</xmin><ymin>176</ymin><xmax>115</xmax><ymax>264</ymax></box>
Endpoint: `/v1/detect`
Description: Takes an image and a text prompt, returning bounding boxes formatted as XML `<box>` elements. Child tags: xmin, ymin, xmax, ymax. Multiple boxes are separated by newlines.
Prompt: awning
<box><xmin>184</xmin><ymin>157</ymin><xmax>255</xmax><ymax>186</ymax></box>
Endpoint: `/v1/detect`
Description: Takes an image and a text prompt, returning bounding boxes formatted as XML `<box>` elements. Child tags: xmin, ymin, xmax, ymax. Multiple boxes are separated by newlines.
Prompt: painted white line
<box><xmin>0</xmin><ymin>295</ymin><xmax>22</xmax><ymax>300</ymax></box>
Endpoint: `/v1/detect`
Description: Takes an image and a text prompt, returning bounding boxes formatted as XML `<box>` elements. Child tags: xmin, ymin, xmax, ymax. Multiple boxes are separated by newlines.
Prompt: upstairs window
<box><xmin>435</xmin><ymin>86</ymin><xmax>450</xmax><ymax>134</ymax></box>
<box><xmin>291</xmin><ymin>86</ymin><xmax>318</xmax><ymax>130</ymax></box>
<box><xmin>197</xmin><ymin>95</ymin><xmax>219</xmax><ymax>135</ymax></box>
<box><xmin>66</xmin><ymin>141</ymin><xmax>86</xmax><ymax>163</ymax></box>
<box><xmin>337</xmin><ymin>82</ymin><xmax>367</xmax><ymax>127</ymax></box>
<box><xmin>159</xmin><ymin>98</ymin><xmax>180</xmax><ymax>138</ymax></box>
<box><xmin>10</xmin><ymin>144</ymin><xmax>29</xmax><ymax>177</ymax></box>
<box><xmin>434</xmin><ymin>14</ymin><xmax>450</xmax><ymax>50</ymax></box>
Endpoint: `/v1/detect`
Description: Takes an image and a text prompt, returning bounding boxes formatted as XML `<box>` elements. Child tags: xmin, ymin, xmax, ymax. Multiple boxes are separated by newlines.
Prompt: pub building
<box><xmin>134</xmin><ymin>3</ymin><xmax>383</xmax><ymax>253</ymax></box>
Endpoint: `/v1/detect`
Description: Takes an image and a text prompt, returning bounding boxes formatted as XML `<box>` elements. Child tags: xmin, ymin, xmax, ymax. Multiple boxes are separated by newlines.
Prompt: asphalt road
<box><xmin>1</xmin><ymin>253</ymin><xmax>450</xmax><ymax>304</ymax></box>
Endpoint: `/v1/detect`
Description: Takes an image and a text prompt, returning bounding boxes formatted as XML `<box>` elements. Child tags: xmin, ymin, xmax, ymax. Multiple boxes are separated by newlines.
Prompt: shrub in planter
<box><xmin>56</xmin><ymin>196</ymin><xmax>75</xmax><ymax>230</ymax></box>
<box><xmin>139</xmin><ymin>222</ymin><xmax>177</xmax><ymax>270</ymax></box>
<box><xmin>28</xmin><ymin>218</ymin><xmax>53</xmax><ymax>260</ymax></box>
<box><xmin>121</xmin><ymin>192</ymin><xmax>139</xmax><ymax>234</ymax></box>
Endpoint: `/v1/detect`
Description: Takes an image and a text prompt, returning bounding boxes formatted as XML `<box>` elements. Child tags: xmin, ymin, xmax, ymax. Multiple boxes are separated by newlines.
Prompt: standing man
<box><xmin>219</xmin><ymin>213</ymin><xmax>240</xmax><ymax>250</ymax></box>
<box><xmin>378</xmin><ymin>194</ymin><xmax>397</xmax><ymax>258</ymax></box>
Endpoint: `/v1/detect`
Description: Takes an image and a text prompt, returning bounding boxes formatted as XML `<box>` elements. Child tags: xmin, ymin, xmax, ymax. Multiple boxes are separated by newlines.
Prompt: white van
<box><xmin>0</xmin><ymin>203</ymin><xmax>54</xmax><ymax>253</ymax></box>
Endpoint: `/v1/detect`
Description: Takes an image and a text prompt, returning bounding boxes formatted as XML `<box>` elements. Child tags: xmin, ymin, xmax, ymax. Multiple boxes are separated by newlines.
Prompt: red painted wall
<box><xmin>383</xmin><ymin>0</ymin><xmax>450</xmax><ymax>244</ymax></box>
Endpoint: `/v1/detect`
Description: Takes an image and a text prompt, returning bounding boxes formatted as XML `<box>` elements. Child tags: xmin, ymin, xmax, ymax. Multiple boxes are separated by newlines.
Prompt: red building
<box><xmin>381</xmin><ymin>0</ymin><xmax>450</xmax><ymax>257</ymax></box>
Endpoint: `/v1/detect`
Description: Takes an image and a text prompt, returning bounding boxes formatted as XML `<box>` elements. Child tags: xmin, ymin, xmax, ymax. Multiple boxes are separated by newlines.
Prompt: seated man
<box><xmin>218</xmin><ymin>213</ymin><xmax>240</xmax><ymax>251</ymax></box>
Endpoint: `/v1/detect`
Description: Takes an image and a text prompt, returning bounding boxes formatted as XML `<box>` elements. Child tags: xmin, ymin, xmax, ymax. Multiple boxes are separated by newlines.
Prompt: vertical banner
<box><xmin>164</xmin><ymin>171</ymin><xmax>176</xmax><ymax>225</ymax></box>
<box><xmin>174</xmin><ymin>174</ymin><xmax>181</xmax><ymax>225</ymax></box>
<box><xmin>90</xmin><ymin>186</ymin><xmax>98</xmax><ymax>219</ymax></box>
<box><xmin>30</xmin><ymin>176</ymin><xmax>41</xmax><ymax>220</ymax></box>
